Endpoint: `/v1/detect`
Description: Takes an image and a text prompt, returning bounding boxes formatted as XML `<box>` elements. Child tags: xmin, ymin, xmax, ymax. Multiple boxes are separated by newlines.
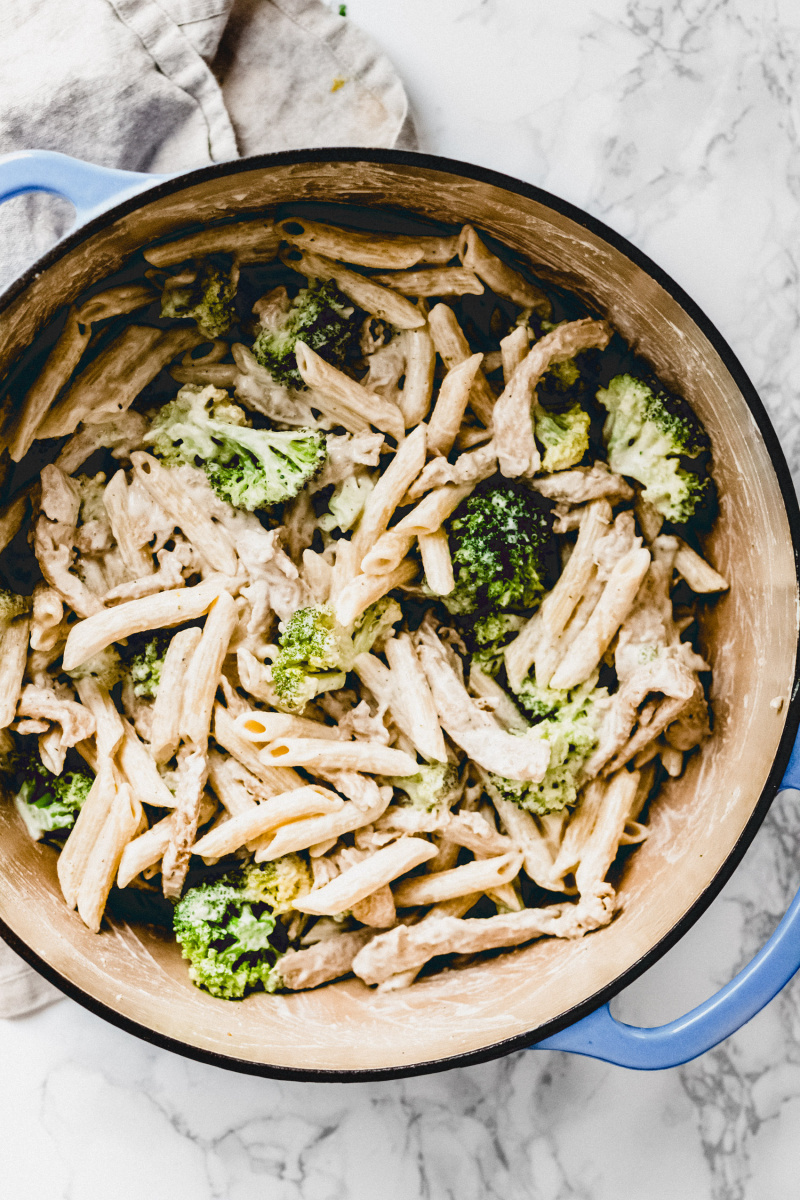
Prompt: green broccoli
<box><xmin>386</xmin><ymin>762</ymin><xmax>461</xmax><ymax>813</ymax></box>
<box><xmin>252</xmin><ymin>279</ymin><xmax>361</xmax><ymax>387</ymax></box>
<box><xmin>13</xmin><ymin>755</ymin><xmax>93</xmax><ymax>841</ymax></box>
<box><xmin>470</xmin><ymin>612</ymin><xmax>526</xmax><ymax>678</ymax></box>
<box><xmin>0</xmin><ymin>590</ymin><xmax>31</xmax><ymax>622</ymax></box>
<box><xmin>535</xmin><ymin>403</ymin><xmax>590</xmax><ymax>472</ymax></box>
<box><xmin>319</xmin><ymin>475</ymin><xmax>375</xmax><ymax>534</ymax></box>
<box><xmin>597</xmin><ymin>374</ymin><xmax>715</xmax><ymax>523</ymax></box>
<box><xmin>126</xmin><ymin>632</ymin><xmax>171</xmax><ymax>699</ymax></box>
<box><xmin>147</xmin><ymin>384</ymin><xmax>327</xmax><ymax>511</ymax></box>
<box><xmin>161</xmin><ymin>255</ymin><xmax>237</xmax><ymax>338</ymax></box>
<box><xmin>65</xmin><ymin>646</ymin><xmax>124</xmax><ymax>691</ymax></box>
<box><xmin>488</xmin><ymin>681</ymin><xmax>608</xmax><ymax>815</ymax></box>
<box><xmin>351</xmin><ymin>597</ymin><xmax>402</xmax><ymax>656</ymax></box>
<box><xmin>173</xmin><ymin>856</ymin><xmax>311</xmax><ymax>999</ymax></box>
<box><xmin>272</xmin><ymin>599</ymin><xmax>401</xmax><ymax>712</ymax></box>
<box><xmin>443</xmin><ymin>481</ymin><xmax>556</xmax><ymax>616</ymax></box>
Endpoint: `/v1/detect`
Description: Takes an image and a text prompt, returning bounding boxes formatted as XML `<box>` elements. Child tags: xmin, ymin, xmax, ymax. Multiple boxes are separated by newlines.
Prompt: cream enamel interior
<box><xmin>0</xmin><ymin>159</ymin><xmax>796</xmax><ymax>1074</ymax></box>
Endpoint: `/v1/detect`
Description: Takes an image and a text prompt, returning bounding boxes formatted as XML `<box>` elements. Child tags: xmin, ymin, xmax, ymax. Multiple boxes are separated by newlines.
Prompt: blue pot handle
<box><xmin>533</xmin><ymin>725</ymin><xmax>800</xmax><ymax>1068</ymax></box>
<box><xmin>0</xmin><ymin>149</ymin><xmax>163</xmax><ymax>228</ymax></box>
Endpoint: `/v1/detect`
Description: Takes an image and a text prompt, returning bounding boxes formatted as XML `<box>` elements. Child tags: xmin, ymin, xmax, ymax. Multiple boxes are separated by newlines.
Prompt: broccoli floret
<box><xmin>443</xmin><ymin>481</ymin><xmax>556</xmax><ymax>616</ymax></box>
<box><xmin>319</xmin><ymin>474</ymin><xmax>375</xmax><ymax>534</ymax></box>
<box><xmin>535</xmin><ymin>403</ymin><xmax>590</xmax><ymax>472</ymax></box>
<box><xmin>252</xmin><ymin>279</ymin><xmax>361</xmax><ymax>387</ymax></box>
<box><xmin>272</xmin><ymin>600</ymin><xmax>401</xmax><ymax>712</ymax></box>
<box><xmin>126</xmin><ymin>633</ymin><xmax>171</xmax><ymax>699</ymax></box>
<box><xmin>147</xmin><ymin>384</ymin><xmax>327</xmax><ymax>511</ymax></box>
<box><xmin>488</xmin><ymin>681</ymin><xmax>608</xmax><ymax>814</ymax></box>
<box><xmin>173</xmin><ymin>855</ymin><xmax>311</xmax><ymax>999</ymax></box>
<box><xmin>13</xmin><ymin>754</ymin><xmax>92</xmax><ymax>841</ymax></box>
<box><xmin>65</xmin><ymin>646</ymin><xmax>124</xmax><ymax>691</ymax></box>
<box><xmin>470</xmin><ymin>612</ymin><xmax>526</xmax><ymax>678</ymax></box>
<box><xmin>386</xmin><ymin>763</ymin><xmax>461</xmax><ymax>813</ymax></box>
<box><xmin>597</xmin><ymin>374</ymin><xmax>715</xmax><ymax>523</ymax></box>
<box><xmin>351</xmin><ymin>597</ymin><xmax>402</xmax><ymax>656</ymax></box>
<box><xmin>0</xmin><ymin>589</ymin><xmax>31</xmax><ymax>622</ymax></box>
<box><xmin>161</xmin><ymin>256</ymin><xmax>237</xmax><ymax>338</ymax></box>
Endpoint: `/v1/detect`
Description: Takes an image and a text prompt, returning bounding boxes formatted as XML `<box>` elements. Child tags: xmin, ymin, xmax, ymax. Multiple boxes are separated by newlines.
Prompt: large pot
<box><xmin>0</xmin><ymin>148</ymin><xmax>799</xmax><ymax>1079</ymax></box>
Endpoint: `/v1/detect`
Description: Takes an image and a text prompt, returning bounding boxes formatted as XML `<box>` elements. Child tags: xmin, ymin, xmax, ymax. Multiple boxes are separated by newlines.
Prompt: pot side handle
<box><xmin>0</xmin><ymin>150</ymin><xmax>162</xmax><ymax>227</ymax></box>
<box><xmin>532</xmin><ymin>726</ymin><xmax>800</xmax><ymax>1069</ymax></box>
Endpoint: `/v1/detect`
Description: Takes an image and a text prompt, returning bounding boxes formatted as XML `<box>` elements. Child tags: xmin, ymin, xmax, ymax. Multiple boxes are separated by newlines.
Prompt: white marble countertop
<box><xmin>4</xmin><ymin>1</ymin><xmax>800</xmax><ymax>1195</ymax></box>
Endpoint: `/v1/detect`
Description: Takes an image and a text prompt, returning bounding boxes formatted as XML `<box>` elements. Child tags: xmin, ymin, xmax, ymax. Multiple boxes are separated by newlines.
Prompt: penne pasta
<box><xmin>458</xmin><ymin>225</ymin><xmax>551</xmax><ymax>312</ymax></box>
<box><xmin>255</xmin><ymin>786</ymin><xmax>392</xmax><ymax>861</ymax></box>
<box><xmin>77</xmin><ymin>782</ymin><xmax>141</xmax><ymax>932</ymax></box>
<box><xmin>674</xmin><ymin>539</ymin><xmax>729</xmax><ymax>593</ymax></box>
<box><xmin>397</xmin><ymin>325</ymin><xmax>435</xmax><ymax>426</ymax></box>
<box><xmin>277</xmin><ymin>216</ymin><xmax>458</xmax><ymax>269</ymax></box>
<box><xmin>369</xmin><ymin>267</ymin><xmax>484</xmax><ymax>296</ymax></box>
<box><xmin>213</xmin><ymin>703</ymin><xmax>304</xmax><ymax>795</ymax></box>
<box><xmin>149</xmin><ymin>627</ymin><xmax>203</xmax><ymax>763</ymax></box>
<box><xmin>62</xmin><ymin>578</ymin><xmax>229</xmax><ymax>672</ymax></box>
<box><xmin>428</xmin><ymin>303</ymin><xmax>497</xmax><ymax>426</ymax></box>
<box><xmin>117</xmin><ymin>793</ymin><xmax>216</xmax><ymax>889</ymax></box>
<box><xmin>180</xmin><ymin>591</ymin><xmax>238</xmax><ymax>747</ymax></box>
<box><xmin>130</xmin><ymin>452</ymin><xmax>238</xmax><ymax>575</ymax></box>
<box><xmin>57</xmin><ymin>760</ymin><xmax>116</xmax><ymax>909</ymax></box>
<box><xmin>499</xmin><ymin>324</ymin><xmax>529</xmax><ymax>383</ymax></box>
<box><xmin>392</xmin><ymin>851</ymin><xmax>523</xmax><ymax>908</ymax></box>
<box><xmin>144</xmin><ymin>219</ymin><xmax>279</xmax><ymax>267</ymax></box>
<box><xmin>360</xmin><ymin>484</ymin><xmax>473</xmax><ymax>577</ymax></box>
<box><xmin>294</xmin><ymin>341</ymin><xmax>404</xmax><ymax>439</ymax></box>
<box><xmin>235</xmin><ymin>710</ymin><xmax>339</xmax><ymax>742</ymax></box>
<box><xmin>295</xmin><ymin>837</ymin><xmax>438</xmax><ymax>915</ymax></box>
<box><xmin>283</xmin><ymin>247</ymin><xmax>426</xmax><ymax>329</ymax></box>
<box><xmin>334</xmin><ymin>557</ymin><xmax>418</xmax><ymax>628</ymax></box>
<box><xmin>549</xmin><ymin>546</ymin><xmax>652</xmax><ymax>691</ymax></box>
<box><xmin>0</xmin><ymin>614</ymin><xmax>30</xmax><ymax>729</ymax></box>
<box><xmin>37</xmin><ymin>326</ymin><xmax>203</xmax><ymax>440</ymax></box>
<box><xmin>260</xmin><ymin>737</ymin><xmax>417</xmax><ymax>776</ymax></box>
<box><xmin>350</xmin><ymin>422</ymin><xmax>427</xmax><ymax>568</ymax></box>
<box><xmin>383</xmin><ymin>633</ymin><xmax>448</xmax><ymax>763</ymax></box>
<box><xmin>191</xmin><ymin>786</ymin><xmax>343</xmax><ymax>859</ymax></box>
<box><xmin>426</xmin><ymin>353</ymin><xmax>484</xmax><ymax>457</ymax></box>
<box><xmin>418</xmin><ymin>529</ymin><xmax>455</xmax><ymax>596</ymax></box>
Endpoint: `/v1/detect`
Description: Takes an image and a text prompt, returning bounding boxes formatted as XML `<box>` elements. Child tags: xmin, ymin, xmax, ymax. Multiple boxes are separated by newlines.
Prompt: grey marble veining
<box><xmin>3</xmin><ymin>1</ymin><xmax>800</xmax><ymax>1196</ymax></box>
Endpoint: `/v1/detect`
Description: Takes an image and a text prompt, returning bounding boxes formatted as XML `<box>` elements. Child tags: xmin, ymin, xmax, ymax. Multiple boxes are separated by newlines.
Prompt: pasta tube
<box><xmin>549</xmin><ymin>546</ymin><xmax>652</xmax><ymax>690</ymax></box>
<box><xmin>191</xmin><ymin>787</ymin><xmax>343</xmax><ymax>859</ymax></box>
<box><xmin>334</xmin><ymin>558</ymin><xmax>418</xmax><ymax>628</ymax></box>
<box><xmin>38</xmin><ymin>326</ymin><xmax>203</xmax><ymax>439</ymax></box>
<box><xmin>260</xmin><ymin>738</ymin><xmax>417</xmax><ymax>776</ymax></box>
<box><xmin>295</xmin><ymin>838</ymin><xmax>438</xmax><ymax>915</ymax></box>
<box><xmin>383</xmin><ymin>633</ymin><xmax>447</xmax><ymax>763</ymax></box>
<box><xmin>77</xmin><ymin>782</ymin><xmax>141</xmax><ymax>932</ymax></box>
<box><xmin>294</xmin><ymin>342</ymin><xmax>404</xmax><ymax>439</ymax></box>
<box><xmin>392</xmin><ymin>852</ymin><xmax>523</xmax><ymax>907</ymax></box>
<box><xmin>428</xmin><ymin>303</ymin><xmax>496</xmax><ymax>426</ymax></box>
<box><xmin>131</xmin><ymin>452</ymin><xmax>238</xmax><ymax>575</ymax></box>
<box><xmin>180</xmin><ymin>591</ymin><xmax>238</xmax><ymax>747</ymax></box>
<box><xmin>369</xmin><ymin>267</ymin><xmax>484</xmax><ymax>296</ymax></box>
<box><xmin>277</xmin><ymin>216</ymin><xmax>457</xmax><ymax>268</ymax></box>
<box><xmin>457</xmin><ymin>225</ymin><xmax>551</xmax><ymax>312</ymax></box>
<box><xmin>359</xmin><ymin>484</ymin><xmax>472</xmax><ymax>577</ymax></box>
<box><xmin>256</xmin><ymin>800</ymin><xmax>392</xmax><ymax>862</ymax></box>
<box><xmin>426</xmin><ymin>353</ymin><xmax>484</xmax><ymax>457</ymax></box>
<box><xmin>284</xmin><ymin>248</ymin><xmax>426</xmax><ymax>329</ymax></box>
<box><xmin>62</xmin><ymin>578</ymin><xmax>229</xmax><ymax>671</ymax></box>
<box><xmin>144</xmin><ymin>219</ymin><xmax>279</xmax><ymax>266</ymax></box>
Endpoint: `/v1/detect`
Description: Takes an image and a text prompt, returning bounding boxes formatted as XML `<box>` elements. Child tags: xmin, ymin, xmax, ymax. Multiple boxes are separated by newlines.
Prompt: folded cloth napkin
<box><xmin>0</xmin><ymin>0</ymin><xmax>411</xmax><ymax>1017</ymax></box>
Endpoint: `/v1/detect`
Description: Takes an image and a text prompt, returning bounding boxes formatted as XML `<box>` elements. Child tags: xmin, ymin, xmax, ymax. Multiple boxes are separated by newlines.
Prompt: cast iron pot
<box><xmin>0</xmin><ymin>148</ymin><xmax>799</xmax><ymax>1080</ymax></box>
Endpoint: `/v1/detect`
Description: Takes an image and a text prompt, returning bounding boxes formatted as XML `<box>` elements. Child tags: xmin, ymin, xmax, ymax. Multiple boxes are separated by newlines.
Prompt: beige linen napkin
<box><xmin>0</xmin><ymin>0</ymin><xmax>411</xmax><ymax>1016</ymax></box>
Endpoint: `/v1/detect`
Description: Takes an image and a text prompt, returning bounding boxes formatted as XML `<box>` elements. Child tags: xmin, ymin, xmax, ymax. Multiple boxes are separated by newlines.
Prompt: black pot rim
<box><xmin>2</xmin><ymin>146</ymin><xmax>799</xmax><ymax>1083</ymax></box>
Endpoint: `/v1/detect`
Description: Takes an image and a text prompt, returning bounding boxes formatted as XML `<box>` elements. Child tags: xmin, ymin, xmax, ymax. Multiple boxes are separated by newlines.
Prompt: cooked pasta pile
<box><xmin>0</xmin><ymin>212</ymin><xmax>728</xmax><ymax>997</ymax></box>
